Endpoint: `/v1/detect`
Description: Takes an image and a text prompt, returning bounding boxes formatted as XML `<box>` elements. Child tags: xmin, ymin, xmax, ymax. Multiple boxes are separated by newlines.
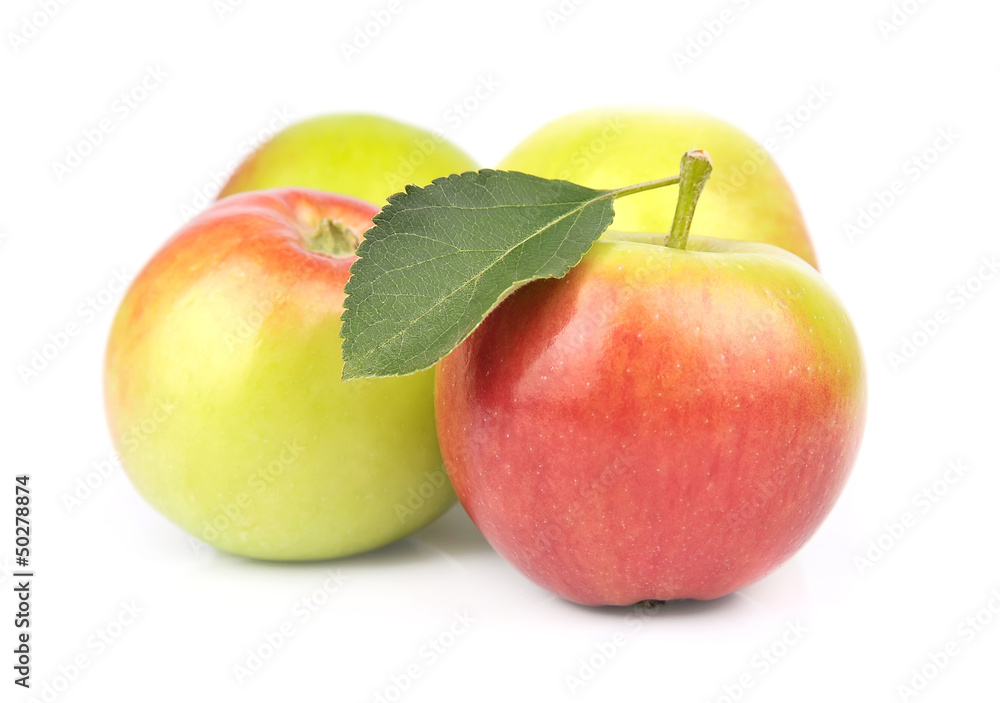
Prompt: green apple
<box><xmin>219</xmin><ymin>113</ymin><xmax>477</xmax><ymax>206</ymax></box>
<box><xmin>498</xmin><ymin>108</ymin><xmax>818</xmax><ymax>267</ymax></box>
<box><xmin>105</xmin><ymin>188</ymin><xmax>455</xmax><ymax>560</ymax></box>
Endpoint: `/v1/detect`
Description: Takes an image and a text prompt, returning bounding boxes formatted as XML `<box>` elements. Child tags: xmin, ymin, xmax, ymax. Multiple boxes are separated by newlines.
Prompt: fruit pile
<box><xmin>105</xmin><ymin>109</ymin><xmax>865</xmax><ymax>606</ymax></box>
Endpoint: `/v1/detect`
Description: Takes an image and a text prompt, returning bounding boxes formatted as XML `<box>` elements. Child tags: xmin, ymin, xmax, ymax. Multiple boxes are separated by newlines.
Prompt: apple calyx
<box><xmin>306</xmin><ymin>218</ymin><xmax>360</xmax><ymax>257</ymax></box>
<box><xmin>665</xmin><ymin>150</ymin><xmax>713</xmax><ymax>251</ymax></box>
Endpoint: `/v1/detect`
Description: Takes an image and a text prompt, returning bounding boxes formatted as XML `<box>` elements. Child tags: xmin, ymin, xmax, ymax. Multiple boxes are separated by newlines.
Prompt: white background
<box><xmin>2</xmin><ymin>0</ymin><xmax>999</xmax><ymax>701</ymax></box>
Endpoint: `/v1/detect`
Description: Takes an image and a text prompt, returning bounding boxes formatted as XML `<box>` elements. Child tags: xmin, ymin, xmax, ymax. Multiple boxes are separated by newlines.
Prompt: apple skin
<box><xmin>498</xmin><ymin>109</ymin><xmax>819</xmax><ymax>267</ymax></box>
<box><xmin>218</xmin><ymin>113</ymin><xmax>477</xmax><ymax>206</ymax></box>
<box><xmin>436</xmin><ymin>234</ymin><xmax>865</xmax><ymax>605</ymax></box>
<box><xmin>105</xmin><ymin>188</ymin><xmax>455</xmax><ymax>560</ymax></box>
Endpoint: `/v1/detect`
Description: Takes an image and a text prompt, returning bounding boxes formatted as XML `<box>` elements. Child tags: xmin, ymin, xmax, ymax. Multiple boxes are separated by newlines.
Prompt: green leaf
<box><xmin>340</xmin><ymin>169</ymin><xmax>619</xmax><ymax>379</ymax></box>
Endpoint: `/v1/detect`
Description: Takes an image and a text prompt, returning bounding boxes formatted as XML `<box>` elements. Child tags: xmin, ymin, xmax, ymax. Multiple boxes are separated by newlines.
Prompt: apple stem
<box><xmin>308</xmin><ymin>219</ymin><xmax>359</xmax><ymax>257</ymax></box>
<box><xmin>665</xmin><ymin>150</ymin><xmax>713</xmax><ymax>250</ymax></box>
<box><xmin>605</xmin><ymin>173</ymin><xmax>681</xmax><ymax>199</ymax></box>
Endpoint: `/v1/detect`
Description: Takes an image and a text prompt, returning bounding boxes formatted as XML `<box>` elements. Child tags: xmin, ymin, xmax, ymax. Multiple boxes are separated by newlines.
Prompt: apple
<box><xmin>435</xmin><ymin>183</ymin><xmax>865</xmax><ymax>604</ymax></box>
<box><xmin>498</xmin><ymin>108</ymin><xmax>819</xmax><ymax>267</ymax></box>
<box><xmin>105</xmin><ymin>187</ymin><xmax>455</xmax><ymax>560</ymax></box>
<box><xmin>219</xmin><ymin>113</ymin><xmax>477</xmax><ymax>206</ymax></box>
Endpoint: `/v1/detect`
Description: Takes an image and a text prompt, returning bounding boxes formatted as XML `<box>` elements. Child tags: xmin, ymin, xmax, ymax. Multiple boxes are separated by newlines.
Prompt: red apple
<box><xmin>435</xmin><ymin>232</ymin><xmax>865</xmax><ymax>605</ymax></box>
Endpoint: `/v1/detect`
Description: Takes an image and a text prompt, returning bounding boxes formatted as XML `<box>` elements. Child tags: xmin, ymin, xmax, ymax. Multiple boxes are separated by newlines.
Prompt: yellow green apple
<box><xmin>218</xmin><ymin>113</ymin><xmax>477</xmax><ymax>206</ymax></box>
<box><xmin>105</xmin><ymin>188</ymin><xmax>455</xmax><ymax>560</ymax></box>
<box><xmin>498</xmin><ymin>108</ymin><xmax>818</xmax><ymax>267</ymax></box>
